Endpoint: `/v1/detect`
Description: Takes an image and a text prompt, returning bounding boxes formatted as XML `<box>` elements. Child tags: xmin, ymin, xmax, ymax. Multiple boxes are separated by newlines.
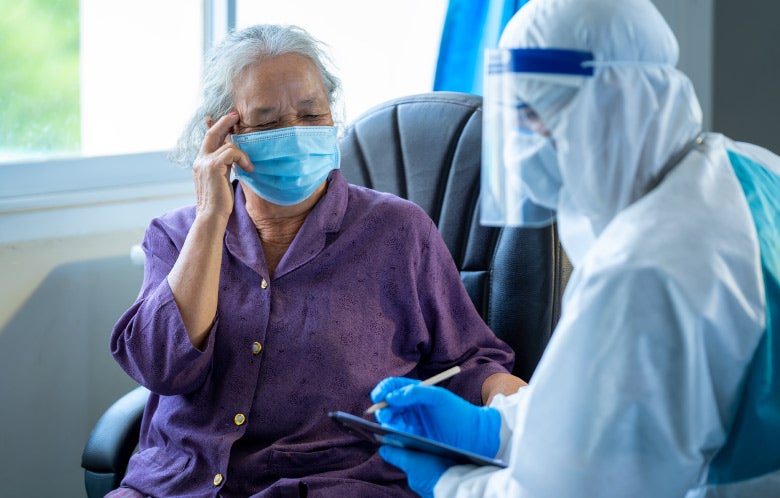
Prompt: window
<box><xmin>236</xmin><ymin>0</ymin><xmax>447</xmax><ymax>124</ymax></box>
<box><xmin>2</xmin><ymin>0</ymin><xmax>81</xmax><ymax>161</ymax></box>
<box><xmin>1</xmin><ymin>0</ymin><xmax>446</xmax><ymax>163</ymax></box>
<box><xmin>2</xmin><ymin>1</ymin><xmax>201</xmax><ymax>162</ymax></box>
<box><xmin>79</xmin><ymin>0</ymin><xmax>202</xmax><ymax>157</ymax></box>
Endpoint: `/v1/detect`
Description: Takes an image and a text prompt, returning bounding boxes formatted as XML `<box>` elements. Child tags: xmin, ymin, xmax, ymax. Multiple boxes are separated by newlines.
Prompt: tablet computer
<box><xmin>328</xmin><ymin>411</ymin><xmax>508</xmax><ymax>468</ymax></box>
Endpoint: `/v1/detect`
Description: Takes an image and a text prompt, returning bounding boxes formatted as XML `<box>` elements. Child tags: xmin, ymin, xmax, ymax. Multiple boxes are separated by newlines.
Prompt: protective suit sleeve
<box><xmin>431</xmin><ymin>386</ymin><xmax>531</xmax><ymax>497</ymax></box>
<box><xmin>436</xmin><ymin>261</ymin><xmax>756</xmax><ymax>497</ymax></box>
<box><xmin>488</xmin><ymin>386</ymin><xmax>531</xmax><ymax>461</ymax></box>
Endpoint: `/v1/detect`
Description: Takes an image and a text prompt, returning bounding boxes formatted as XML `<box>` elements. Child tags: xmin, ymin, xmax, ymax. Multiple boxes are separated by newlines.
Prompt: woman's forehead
<box><xmin>233</xmin><ymin>53</ymin><xmax>329</xmax><ymax>114</ymax></box>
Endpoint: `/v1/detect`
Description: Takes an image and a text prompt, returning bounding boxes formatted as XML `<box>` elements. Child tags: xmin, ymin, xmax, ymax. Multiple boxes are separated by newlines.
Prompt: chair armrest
<box><xmin>81</xmin><ymin>385</ymin><xmax>150</xmax><ymax>476</ymax></box>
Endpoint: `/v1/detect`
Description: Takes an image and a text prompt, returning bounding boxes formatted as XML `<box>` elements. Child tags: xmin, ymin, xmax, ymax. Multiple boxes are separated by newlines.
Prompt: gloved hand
<box><xmin>379</xmin><ymin>444</ymin><xmax>453</xmax><ymax>498</ymax></box>
<box><xmin>370</xmin><ymin>377</ymin><xmax>502</xmax><ymax>458</ymax></box>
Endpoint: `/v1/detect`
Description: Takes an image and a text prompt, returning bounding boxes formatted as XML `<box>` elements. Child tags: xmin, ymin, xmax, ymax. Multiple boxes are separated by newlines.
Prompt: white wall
<box><xmin>652</xmin><ymin>0</ymin><xmax>714</xmax><ymax>132</ymax></box>
<box><xmin>0</xmin><ymin>153</ymin><xmax>194</xmax><ymax>497</ymax></box>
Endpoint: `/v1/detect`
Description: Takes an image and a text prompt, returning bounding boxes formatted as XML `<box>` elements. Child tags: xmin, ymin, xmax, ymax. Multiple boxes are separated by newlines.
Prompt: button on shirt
<box><xmin>110</xmin><ymin>170</ymin><xmax>515</xmax><ymax>497</ymax></box>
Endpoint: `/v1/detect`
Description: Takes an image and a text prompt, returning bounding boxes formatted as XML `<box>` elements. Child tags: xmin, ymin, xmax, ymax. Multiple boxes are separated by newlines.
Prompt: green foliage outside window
<box><xmin>0</xmin><ymin>0</ymin><xmax>80</xmax><ymax>158</ymax></box>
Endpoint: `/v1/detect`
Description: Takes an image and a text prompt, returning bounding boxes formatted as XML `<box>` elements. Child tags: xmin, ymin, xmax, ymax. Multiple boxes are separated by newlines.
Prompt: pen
<box><xmin>364</xmin><ymin>365</ymin><xmax>462</xmax><ymax>415</ymax></box>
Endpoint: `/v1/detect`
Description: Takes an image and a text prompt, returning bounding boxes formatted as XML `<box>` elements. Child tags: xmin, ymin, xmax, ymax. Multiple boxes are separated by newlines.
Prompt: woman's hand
<box><xmin>192</xmin><ymin>112</ymin><xmax>254</xmax><ymax>221</ymax></box>
<box><xmin>167</xmin><ymin>112</ymin><xmax>254</xmax><ymax>349</ymax></box>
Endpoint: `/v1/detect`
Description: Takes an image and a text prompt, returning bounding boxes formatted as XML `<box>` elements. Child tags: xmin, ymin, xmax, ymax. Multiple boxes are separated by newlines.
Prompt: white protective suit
<box><xmin>437</xmin><ymin>0</ymin><xmax>780</xmax><ymax>496</ymax></box>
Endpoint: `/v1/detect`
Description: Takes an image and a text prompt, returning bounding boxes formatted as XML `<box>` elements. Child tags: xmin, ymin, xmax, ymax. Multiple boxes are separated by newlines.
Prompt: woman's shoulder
<box><xmin>342</xmin><ymin>183</ymin><xmax>436</xmax><ymax>245</ymax></box>
<box><xmin>346</xmin><ymin>183</ymin><xmax>430</xmax><ymax>220</ymax></box>
<box><xmin>148</xmin><ymin>204</ymin><xmax>197</xmax><ymax>237</ymax></box>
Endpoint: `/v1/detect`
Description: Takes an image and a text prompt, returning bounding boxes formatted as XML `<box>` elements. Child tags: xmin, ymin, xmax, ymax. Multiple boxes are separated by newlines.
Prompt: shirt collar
<box><xmin>225</xmin><ymin>169</ymin><xmax>348</xmax><ymax>278</ymax></box>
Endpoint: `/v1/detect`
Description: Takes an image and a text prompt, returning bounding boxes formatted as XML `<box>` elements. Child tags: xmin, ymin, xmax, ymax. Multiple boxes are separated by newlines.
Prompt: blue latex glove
<box><xmin>370</xmin><ymin>376</ymin><xmax>502</xmax><ymax>458</ymax></box>
<box><xmin>379</xmin><ymin>444</ymin><xmax>452</xmax><ymax>498</ymax></box>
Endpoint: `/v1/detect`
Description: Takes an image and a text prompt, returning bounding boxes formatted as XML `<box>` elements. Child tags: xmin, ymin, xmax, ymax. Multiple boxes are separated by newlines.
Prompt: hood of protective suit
<box><xmin>499</xmin><ymin>0</ymin><xmax>703</xmax><ymax>261</ymax></box>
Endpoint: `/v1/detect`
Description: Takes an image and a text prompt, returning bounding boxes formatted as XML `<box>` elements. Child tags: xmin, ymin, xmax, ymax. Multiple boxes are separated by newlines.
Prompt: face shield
<box><xmin>480</xmin><ymin>48</ymin><xmax>593</xmax><ymax>227</ymax></box>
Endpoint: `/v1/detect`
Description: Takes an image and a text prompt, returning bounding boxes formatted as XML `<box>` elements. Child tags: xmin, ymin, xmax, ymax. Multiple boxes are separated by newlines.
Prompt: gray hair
<box><xmin>170</xmin><ymin>24</ymin><xmax>344</xmax><ymax>167</ymax></box>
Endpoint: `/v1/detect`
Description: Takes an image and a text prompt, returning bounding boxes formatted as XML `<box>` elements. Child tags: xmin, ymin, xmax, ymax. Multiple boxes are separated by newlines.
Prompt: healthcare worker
<box><xmin>369</xmin><ymin>0</ymin><xmax>780</xmax><ymax>496</ymax></box>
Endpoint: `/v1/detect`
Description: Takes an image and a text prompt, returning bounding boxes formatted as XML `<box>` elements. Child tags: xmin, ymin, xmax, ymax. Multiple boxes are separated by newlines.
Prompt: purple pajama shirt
<box><xmin>110</xmin><ymin>170</ymin><xmax>515</xmax><ymax>497</ymax></box>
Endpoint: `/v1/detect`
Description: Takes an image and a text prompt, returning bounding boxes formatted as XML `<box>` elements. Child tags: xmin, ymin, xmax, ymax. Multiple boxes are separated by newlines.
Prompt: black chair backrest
<box><xmin>339</xmin><ymin>91</ymin><xmax>570</xmax><ymax>380</ymax></box>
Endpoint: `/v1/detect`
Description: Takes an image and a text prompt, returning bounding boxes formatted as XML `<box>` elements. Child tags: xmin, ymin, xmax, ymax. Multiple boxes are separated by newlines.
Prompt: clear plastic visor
<box><xmin>480</xmin><ymin>48</ymin><xmax>593</xmax><ymax>228</ymax></box>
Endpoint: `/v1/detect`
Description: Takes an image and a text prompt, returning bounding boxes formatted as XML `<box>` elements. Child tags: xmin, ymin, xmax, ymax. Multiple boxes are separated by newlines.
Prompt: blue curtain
<box><xmin>433</xmin><ymin>0</ymin><xmax>529</xmax><ymax>95</ymax></box>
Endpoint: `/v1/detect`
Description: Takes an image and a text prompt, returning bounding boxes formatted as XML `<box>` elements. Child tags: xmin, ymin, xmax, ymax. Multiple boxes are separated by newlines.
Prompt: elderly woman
<box><xmin>106</xmin><ymin>24</ymin><xmax>523</xmax><ymax>498</ymax></box>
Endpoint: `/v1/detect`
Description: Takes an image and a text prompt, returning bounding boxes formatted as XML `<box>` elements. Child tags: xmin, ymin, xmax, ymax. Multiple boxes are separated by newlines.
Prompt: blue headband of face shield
<box><xmin>486</xmin><ymin>48</ymin><xmax>594</xmax><ymax>76</ymax></box>
<box><xmin>480</xmin><ymin>48</ymin><xmax>593</xmax><ymax>228</ymax></box>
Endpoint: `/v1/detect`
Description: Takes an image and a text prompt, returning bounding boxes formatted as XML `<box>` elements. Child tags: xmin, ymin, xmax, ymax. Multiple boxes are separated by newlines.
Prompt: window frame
<box><xmin>0</xmin><ymin>1</ymin><xmax>234</xmax><ymax>238</ymax></box>
<box><xmin>1</xmin><ymin>0</ymin><xmax>447</xmax><ymax>235</ymax></box>
<box><xmin>0</xmin><ymin>151</ymin><xmax>194</xmax><ymax>243</ymax></box>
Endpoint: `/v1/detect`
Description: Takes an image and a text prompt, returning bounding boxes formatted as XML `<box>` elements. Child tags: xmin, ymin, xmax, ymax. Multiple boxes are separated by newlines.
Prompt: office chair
<box><xmin>81</xmin><ymin>91</ymin><xmax>571</xmax><ymax>497</ymax></box>
<box><xmin>338</xmin><ymin>91</ymin><xmax>570</xmax><ymax>380</ymax></box>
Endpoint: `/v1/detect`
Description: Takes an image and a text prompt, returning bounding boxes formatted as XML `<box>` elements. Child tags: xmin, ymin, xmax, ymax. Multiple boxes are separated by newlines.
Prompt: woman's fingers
<box><xmin>191</xmin><ymin>113</ymin><xmax>250</xmax><ymax>219</ymax></box>
<box><xmin>195</xmin><ymin>112</ymin><xmax>252</xmax><ymax>174</ymax></box>
<box><xmin>209</xmin><ymin>142</ymin><xmax>243</xmax><ymax>171</ymax></box>
<box><xmin>224</xmin><ymin>134</ymin><xmax>253</xmax><ymax>173</ymax></box>
<box><xmin>201</xmin><ymin>112</ymin><xmax>240</xmax><ymax>155</ymax></box>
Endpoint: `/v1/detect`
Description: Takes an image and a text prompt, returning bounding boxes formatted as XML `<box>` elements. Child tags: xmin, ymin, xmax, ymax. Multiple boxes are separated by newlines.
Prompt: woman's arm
<box><xmin>482</xmin><ymin>372</ymin><xmax>527</xmax><ymax>405</ymax></box>
<box><xmin>167</xmin><ymin>112</ymin><xmax>252</xmax><ymax>349</ymax></box>
<box><xmin>166</xmin><ymin>213</ymin><xmax>229</xmax><ymax>350</ymax></box>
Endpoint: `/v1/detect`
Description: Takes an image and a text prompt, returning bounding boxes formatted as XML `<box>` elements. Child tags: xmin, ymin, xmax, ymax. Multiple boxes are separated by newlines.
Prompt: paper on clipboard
<box><xmin>328</xmin><ymin>410</ymin><xmax>508</xmax><ymax>468</ymax></box>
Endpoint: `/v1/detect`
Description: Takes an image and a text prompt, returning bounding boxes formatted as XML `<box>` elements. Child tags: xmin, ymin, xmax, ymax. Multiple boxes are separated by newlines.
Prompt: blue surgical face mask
<box><xmin>232</xmin><ymin>126</ymin><xmax>340</xmax><ymax>206</ymax></box>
